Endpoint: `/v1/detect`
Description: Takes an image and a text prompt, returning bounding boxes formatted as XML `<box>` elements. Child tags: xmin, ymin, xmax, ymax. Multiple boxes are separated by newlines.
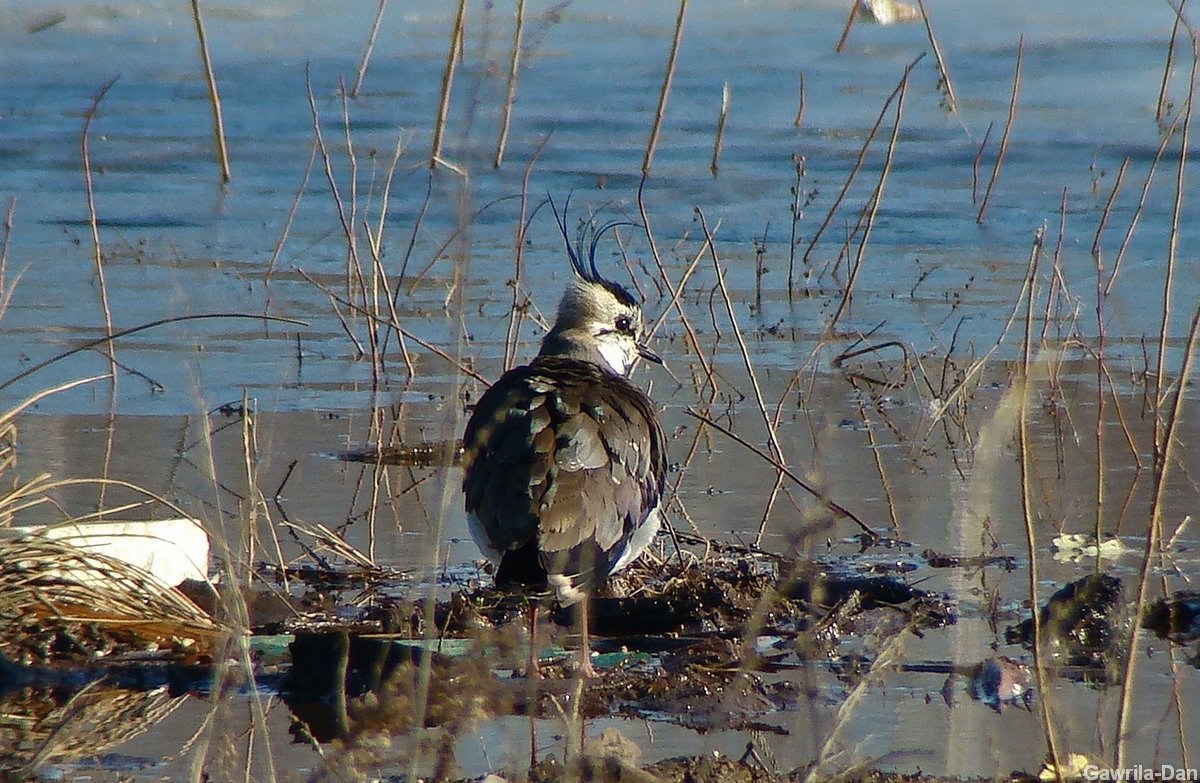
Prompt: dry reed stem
<box><xmin>915</xmin><ymin>0</ymin><xmax>957</xmax><ymax>111</ymax></box>
<box><xmin>364</xmin><ymin>133</ymin><xmax>417</xmax><ymax>378</ymax></box>
<box><xmin>1015</xmin><ymin>236</ymin><xmax>1065</xmax><ymax>779</ymax></box>
<box><xmin>0</xmin><ymin>196</ymin><xmax>14</xmax><ymax>318</ymax></box>
<box><xmin>801</xmin><ymin>54</ymin><xmax>923</xmax><ymax>269</ymax></box>
<box><xmin>494</xmin><ymin>0</ymin><xmax>526</xmax><ymax>168</ymax></box>
<box><xmin>685</xmin><ymin>408</ymin><xmax>876</xmax><ymax>540</ymax></box>
<box><xmin>190</xmin><ymin>0</ymin><xmax>231</xmax><ymax>182</ymax></box>
<box><xmin>351</xmin><ymin>0</ymin><xmax>388</xmax><ymax>99</ymax></box>
<box><xmin>81</xmin><ymin>77</ymin><xmax>118</xmax><ymax>392</ymax></box>
<box><xmin>970</xmin><ymin>121</ymin><xmax>994</xmax><ymax>204</ymax></box>
<box><xmin>835</xmin><ymin>0</ymin><xmax>861</xmax><ymax>53</ymax></box>
<box><xmin>503</xmin><ymin>138</ymin><xmax>551</xmax><ymax>370</ymax></box>
<box><xmin>1115</xmin><ymin>36</ymin><xmax>1199</xmax><ymax>768</ymax></box>
<box><xmin>304</xmin><ymin>69</ymin><xmax>366</xmax><ymax>305</ymax></box>
<box><xmin>264</xmin><ymin>141</ymin><xmax>318</xmax><ymax>285</ymax></box>
<box><xmin>1115</xmin><ymin>304</ymin><xmax>1200</xmax><ymax>768</ymax></box>
<box><xmin>1154</xmin><ymin>45</ymin><xmax>1196</xmax><ymax>455</ymax></box>
<box><xmin>829</xmin><ymin>64</ymin><xmax>910</xmax><ymax>331</ymax></box>
<box><xmin>710</xmin><ymin>82</ymin><xmax>730</xmax><ymax>176</ymax></box>
<box><xmin>278</xmin><ymin>519</ymin><xmax>377</xmax><ymax>569</ymax></box>
<box><xmin>696</xmin><ymin>209</ymin><xmax>791</xmax><ymax>545</ymax></box>
<box><xmin>638</xmin><ymin>178</ymin><xmax>717</xmax><ymax>393</ymax></box>
<box><xmin>1091</xmin><ymin>159</ymin><xmax>1130</xmax><ymax>541</ymax></box>
<box><xmin>431</xmin><ymin>0</ymin><xmax>467</xmax><ymax>169</ymax></box>
<box><xmin>0</xmin><ymin>376</ymin><xmax>107</xmax><ymax>434</ymax></box>
<box><xmin>1105</xmin><ymin>109</ymin><xmax>1180</xmax><ymax>295</ymax></box>
<box><xmin>298</xmin><ymin>271</ymin><xmax>488</xmax><ymax>383</ymax></box>
<box><xmin>794</xmin><ymin>72</ymin><xmax>806</xmax><ymax>127</ymax></box>
<box><xmin>925</xmin><ymin>228</ymin><xmax>1044</xmax><ymax>434</ymax></box>
<box><xmin>0</xmin><ymin>313</ymin><xmax>302</xmax><ymax>396</ymax></box>
<box><xmin>643</xmin><ymin>0</ymin><xmax>689</xmax><ymax>176</ymax></box>
<box><xmin>405</xmin><ymin>194</ymin><xmax>522</xmax><ymax>291</ymax></box>
<box><xmin>976</xmin><ymin>36</ymin><xmax>1023</xmax><ymax>223</ymax></box>
<box><xmin>856</xmin><ymin>394</ymin><xmax>900</xmax><ymax>532</ymax></box>
<box><xmin>803</xmin><ymin>626</ymin><xmax>904</xmax><ymax>781</ymax></box>
<box><xmin>1158</xmin><ymin>0</ymin><xmax>1188</xmax><ymax>125</ymax></box>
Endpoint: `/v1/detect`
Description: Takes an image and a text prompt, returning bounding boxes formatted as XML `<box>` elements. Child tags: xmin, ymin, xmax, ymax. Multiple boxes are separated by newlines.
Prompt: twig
<box><xmin>351</xmin><ymin>0</ymin><xmax>388</xmax><ymax>98</ymax></box>
<box><xmin>1091</xmin><ymin>157</ymin><xmax>1129</xmax><ymax>555</ymax></box>
<box><xmin>494</xmin><ymin>0</ymin><xmax>526</xmax><ymax>168</ymax></box>
<box><xmin>830</xmin><ymin>62</ymin><xmax>910</xmax><ymax>331</ymax></box>
<box><xmin>971</xmin><ymin>121</ymin><xmax>994</xmax><ymax>204</ymax></box>
<box><xmin>264</xmin><ymin>140</ymin><xmax>318</xmax><ymax>285</ymax></box>
<box><xmin>643</xmin><ymin>0</ymin><xmax>689</xmax><ymax>175</ymax></box>
<box><xmin>1157</xmin><ymin>0</ymin><xmax>1188</xmax><ymax>125</ymax></box>
<box><xmin>1153</xmin><ymin>44</ymin><xmax>1196</xmax><ymax>454</ymax></box>
<box><xmin>81</xmin><ymin>77</ymin><xmax>119</xmax><ymax>392</ymax></box>
<box><xmin>794</xmin><ymin>71</ymin><xmax>806</xmax><ymax>127</ymax></box>
<box><xmin>190</xmin><ymin>0</ymin><xmax>231</xmax><ymax>182</ymax></box>
<box><xmin>1105</xmin><ymin>111</ymin><xmax>1181</xmax><ymax>295</ymax></box>
<box><xmin>638</xmin><ymin>177</ymin><xmax>716</xmax><ymax>392</ymax></box>
<box><xmin>977</xmin><ymin>35</ymin><xmax>1023</xmax><ymax>223</ymax></box>
<box><xmin>835</xmin><ymin>0</ymin><xmax>861</xmax><ymax>52</ymax></box>
<box><xmin>915</xmin><ymin>0</ymin><xmax>956</xmax><ymax>111</ymax></box>
<box><xmin>802</xmin><ymin>54</ymin><xmax>924</xmax><ymax>268</ymax></box>
<box><xmin>0</xmin><ymin>314</ymin><xmax>306</xmax><ymax>395</ymax></box>
<box><xmin>696</xmin><ymin>209</ymin><xmax>788</xmax><ymax>545</ymax></box>
<box><xmin>1114</xmin><ymin>305</ymin><xmax>1200</xmax><ymax>770</ymax></box>
<box><xmin>684</xmin><ymin>407</ymin><xmax>878</xmax><ymax>542</ymax></box>
<box><xmin>1015</xmin><ymin>225</ymin><xmax>1064</xmax><ymax>780</ymax></box>
<box><xmin>504</xmin><ymin>137</ymin><xmax>551</xmax><ymax>370</ymax></box>
<box><xmin>0</xmin><ymin>197</ymin><xmax>14</xmax><ymax>319</ymax></box>
<box><xmin>297</xmin><ymin>269</ymin><xmax>488</xmax><ymax>384</ymax></box>
<box><xmin>710</xmin><ymin>82</ymin><xmax>730</xmax><ymax>176</ymax></box>
<box><xmin>431</xmin><ymin>0</ymin><xmax>467</xmax><ymax>169</ymax></box>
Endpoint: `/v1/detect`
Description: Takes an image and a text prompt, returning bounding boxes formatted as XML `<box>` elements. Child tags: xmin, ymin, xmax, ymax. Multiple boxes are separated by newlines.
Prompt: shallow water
<box><xmin>2</xmin><ymin>0</ymin><xmax>1199</xmax><ymax>780</ymax></box>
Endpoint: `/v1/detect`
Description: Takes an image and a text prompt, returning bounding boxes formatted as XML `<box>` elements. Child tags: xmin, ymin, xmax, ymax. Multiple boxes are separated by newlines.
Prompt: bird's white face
<box><xmin>581</xmin><ymin>286</ymin><xmax>647</xmax><ymax>376</ymax></box>
<box><xmin>539</xmin><ymin>266</ymin><xmax>661</xmax><ymax>375</ymax></box>
<box><xmin>594</xmin><ymin>320</ymin><xmax>640</xmax><ymax>376</ymax></box>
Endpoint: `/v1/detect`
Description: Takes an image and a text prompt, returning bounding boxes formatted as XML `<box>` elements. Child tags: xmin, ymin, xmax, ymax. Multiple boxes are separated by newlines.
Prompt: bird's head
<box><xmin>539</xmin><ymin>200</ymin><xmax>661</xmax><ymax>377</ymax></box>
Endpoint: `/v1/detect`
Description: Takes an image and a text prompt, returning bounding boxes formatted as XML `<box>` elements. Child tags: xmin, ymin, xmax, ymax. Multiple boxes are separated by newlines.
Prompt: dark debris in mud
<box><xmin>270</xmin><ymin>552</ymin><xmax>959</xmax><ymax>744</ymax></box>
<box><xmin>459</xmin><ymin>746</ymin><xmax>1006</xmax><ymax>783</ymax></box>
<box><xmin>1005</xmin><ymin>573</ymin><xmax>1126</xmax><ymax>678</ymax></box>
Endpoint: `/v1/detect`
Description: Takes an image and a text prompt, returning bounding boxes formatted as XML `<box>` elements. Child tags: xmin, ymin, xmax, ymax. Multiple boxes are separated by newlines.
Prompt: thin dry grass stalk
<box><xmin>835</xmin><ymin>0</ymin><xmax>862</xmax><ymax>53</ymax></box>
<box><xmin>643</xmin><ymin>0</ymin><xmax>689</xmax><ymax>176</ymax></box>
<box><xmin>710</xmin><ymin>82</ymin><xmax>730</xmax><ymax>176</ymax></box>
<box><xmin>81</xmin><ymin>77</ymin><xmax>119</xmax><ymax>392</ymax></box>
<box><xmin>794</xmin><ymin>71</ymin><xmax>806</xmax><ymax>127</ymax></box>
<box><xmin>829</xmin><ymin>62</ymin><xmax>910</xmax><ymax>331</ymax></box>
<box><xmin>351</xmin><ymin>0</ymin><xmax>388</xmax><ymax>99</ymax></box>
<box><xmin>190</xmin><ymin>0</ymin><xmax>231</xmax><ymax>182</ymax></box>
<box><xmin>801</xmin><ymin>54</ymin><xmax>923</xmax><ymax>269</ymax></box>
<box><xmin>1115</xmin><ymin>305</ymin><xmax>1200</xmax><ymax>769</ymax></box>
<box><xmin>1157</xmin><ymin>0</ymin><xmax>1189</xmax><ymax>125</ymax></box>
<box><xmin>1015</xmin><ymin>244</ymin><xmax>1065</xmax><ymax>779</ymax></box>
<box><xmin>431</xmin><ymin>0</ymin><xmax>468</xmax><ymax>170</ymax></box>
<box><xmin>915</xmin><ymin>0</ymin><xmax>957</xmax><ymax>111</ymax></box>
<box><xmin>0</xmin><ymin>196</ymin><xmax>15</xmax><ymax>319</ymax></box>
<box><xmin>494</xmin><ymin>0</ymin><xmax>526</xmax><ymax>168</ymax></box>
<box><xmin>976</xmin><ymin>35</ymin><xmax>1023</xmax><ymax>223</ymax></box>
<box><xmin>0</xmin><ymin>314</ymin><xmax>305</xmax><ymax>396</ymax></box>
<box><xmin>1116</xmin><ymin>29</ymin><xmax>1199</xmax><ymax>771</ymax></box>
<box><xmin>1105</xmin><ymin>110</ymin><xmax>1180</xmax><ymax>295</ymax></box>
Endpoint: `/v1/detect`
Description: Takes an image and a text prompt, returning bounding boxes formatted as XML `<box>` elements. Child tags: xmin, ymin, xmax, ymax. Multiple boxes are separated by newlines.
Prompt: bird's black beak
<box><xmin>637</xmin><ymin>343</ymin><xmax>662</xmax><ymax>365</ymax></box>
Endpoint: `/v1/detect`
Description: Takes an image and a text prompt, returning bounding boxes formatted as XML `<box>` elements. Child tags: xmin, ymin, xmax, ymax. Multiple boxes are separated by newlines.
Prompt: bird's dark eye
<box><xmin>615</xmin><ymin>315</ymin><xmax>632</xmax><ymax>333</ymax></box>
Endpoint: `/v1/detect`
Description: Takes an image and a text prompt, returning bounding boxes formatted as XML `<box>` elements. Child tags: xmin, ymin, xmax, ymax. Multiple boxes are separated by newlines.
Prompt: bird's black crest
<box><xmin>548</xmin><ymin>194</ymin><xmax>639</xmax><ymax>306</ymax></box>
